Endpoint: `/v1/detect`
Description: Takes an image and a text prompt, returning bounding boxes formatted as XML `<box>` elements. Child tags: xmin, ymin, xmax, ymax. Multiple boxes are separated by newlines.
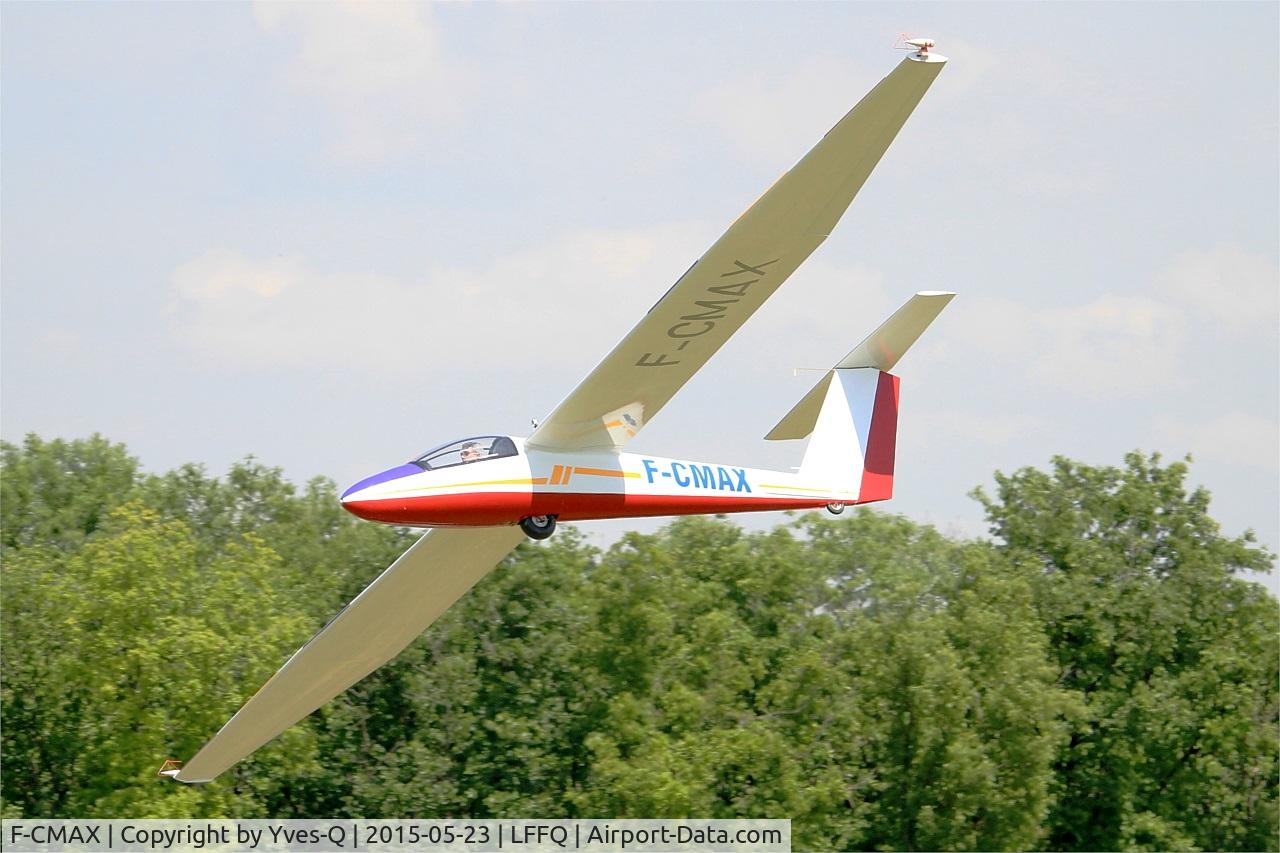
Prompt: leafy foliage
<box><xmin>1</xmin><ymin>435</ymin><xmax>138</xmax><ymax>554</ymax></box>
<box><xmin>2</xmin><ymin>437</ymin><xmax>1275</xmax><ymax>850</ymax></box>
<box><xmin>975</xmin><ymin>453</ymin><xmax>1278</xmax><ymax>851</ymax></box>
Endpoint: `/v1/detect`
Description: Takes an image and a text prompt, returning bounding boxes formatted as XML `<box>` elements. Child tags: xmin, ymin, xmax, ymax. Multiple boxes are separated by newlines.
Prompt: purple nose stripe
<box><xmin>341</xmin><ymin>464</ymin><xmax>421</xmax><ymax>499</ymax></box>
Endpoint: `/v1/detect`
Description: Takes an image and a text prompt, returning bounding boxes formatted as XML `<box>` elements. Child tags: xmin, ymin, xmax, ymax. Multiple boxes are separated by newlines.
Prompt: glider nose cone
<box><xmin>340</xmin><ymin>463</ymin><xmax>421</xmax><ymax>503</ymax></box>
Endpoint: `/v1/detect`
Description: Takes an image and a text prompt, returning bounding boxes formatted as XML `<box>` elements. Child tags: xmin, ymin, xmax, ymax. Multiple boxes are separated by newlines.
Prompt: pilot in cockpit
<box><xmin>460</xmin><ymin>441</ymin><xmax>484</xmax><ymax>463</ymax></box>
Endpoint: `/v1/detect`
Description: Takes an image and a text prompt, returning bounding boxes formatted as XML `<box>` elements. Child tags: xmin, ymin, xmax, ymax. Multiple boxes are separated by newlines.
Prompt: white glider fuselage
<box><xmin>342</xmin><ymin>435</ymin><xmax>886</xmax><ymax>529</ymax></box>
<box><xmin>341</xmin><ymin>363</ymin><xmax>908</xmax><ymax>529</ymax></box>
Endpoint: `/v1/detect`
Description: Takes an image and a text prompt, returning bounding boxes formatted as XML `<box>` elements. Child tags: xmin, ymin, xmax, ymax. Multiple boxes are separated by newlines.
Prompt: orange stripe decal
<box><xmin>574</xmin><ymin>467</ymin><xmax>641</xmax><ymax>479</ymax></box>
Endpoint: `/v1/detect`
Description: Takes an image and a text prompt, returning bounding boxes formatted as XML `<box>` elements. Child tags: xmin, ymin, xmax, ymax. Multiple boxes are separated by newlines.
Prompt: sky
<box><xmin>3</xmin><ymin>2</ymin><xmax>1277</xmax><ymax>589</ymax></box>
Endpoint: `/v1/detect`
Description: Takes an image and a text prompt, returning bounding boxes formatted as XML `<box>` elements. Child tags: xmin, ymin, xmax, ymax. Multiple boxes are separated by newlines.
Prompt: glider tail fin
<box><xmin>766</xmin><ymin>291</ymin><xmax>954</xmax><ymax>503</ymax></box>
<box><xmin>792</xmin><ymin>368</ymin><xmax>899</xmax><ymax>502</ymax></box>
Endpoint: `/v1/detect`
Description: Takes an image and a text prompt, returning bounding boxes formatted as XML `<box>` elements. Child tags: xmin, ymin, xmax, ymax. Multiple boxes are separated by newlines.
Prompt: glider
<box><xmin>165</xmin><ymin>43</ymin><xmax>950</xmax><ymax>783</ymax></box>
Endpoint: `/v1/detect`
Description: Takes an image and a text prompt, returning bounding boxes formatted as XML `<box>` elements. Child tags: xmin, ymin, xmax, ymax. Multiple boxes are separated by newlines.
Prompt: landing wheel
<box><xmin>826</xmin><ymin>502</ymin><xmax>846</xmax><ymax>515</ymax></box>
<box><xmin>520</xmin><ymin>514</ymin><xmax>557</xmax><ymax>540</ymax></box>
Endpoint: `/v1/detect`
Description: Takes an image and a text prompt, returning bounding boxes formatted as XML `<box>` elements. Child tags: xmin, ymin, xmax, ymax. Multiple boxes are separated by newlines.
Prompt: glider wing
<box><xmin>174</xmin><ymin>525</ymin><xmax>525</xmax><ymax>783</ymax></box>
<box><xmin>527</xmin><ymin>53</ymin><xmax>946</xmax><ymax>452</ymax></box>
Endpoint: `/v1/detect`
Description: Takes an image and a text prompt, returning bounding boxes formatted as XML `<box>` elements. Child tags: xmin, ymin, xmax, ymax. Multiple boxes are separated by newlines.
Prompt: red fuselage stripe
<box><xmin>343</xmin><ymin>490</ymin><xmax>842</xmax><ymax>527</ymax></box>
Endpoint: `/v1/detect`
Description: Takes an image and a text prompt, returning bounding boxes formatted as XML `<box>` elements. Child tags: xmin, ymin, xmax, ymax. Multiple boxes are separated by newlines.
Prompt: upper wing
<box><xmin>527</xmin><ymin>52</ymin><xmax>947</xmax><ymax>452</ymax></box>
<box><xmin>174</xmin><ymin>526</ymin><xmax>525</xmax><ymax>783</ymax></box>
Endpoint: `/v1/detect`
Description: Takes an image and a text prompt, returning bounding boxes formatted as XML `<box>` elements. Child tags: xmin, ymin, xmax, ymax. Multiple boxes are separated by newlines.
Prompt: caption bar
<box><xmin>1</xmin><ymin>820</ymin><xmax>790</xmax><ymax>853</ymax></box>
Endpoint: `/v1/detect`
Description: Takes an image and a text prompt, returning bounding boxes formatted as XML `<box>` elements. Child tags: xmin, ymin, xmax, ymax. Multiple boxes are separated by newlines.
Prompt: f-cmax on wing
<box><xmin>167</xmin><ymin>42</ymin><xmax>951</xmax><ymax>784</ymax></box>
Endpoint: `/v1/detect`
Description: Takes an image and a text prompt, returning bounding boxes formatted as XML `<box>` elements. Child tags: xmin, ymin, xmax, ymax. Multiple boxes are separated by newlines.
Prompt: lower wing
<box><xmin>172</xmin><ymin>525</ymin><xmax>525</xmax><ymax>783</ymax></box>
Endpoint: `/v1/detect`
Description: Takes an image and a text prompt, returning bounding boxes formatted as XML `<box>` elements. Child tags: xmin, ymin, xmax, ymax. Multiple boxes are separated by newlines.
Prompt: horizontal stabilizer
<box><xmin>766</xmin><ymin>291</ymin><xmax>953</xmax><ymax>440</ymax></box>
<box><xmin>833</xmin><ymin>291</ymin><xmax>955</xmax><ymax>372</ymax></box>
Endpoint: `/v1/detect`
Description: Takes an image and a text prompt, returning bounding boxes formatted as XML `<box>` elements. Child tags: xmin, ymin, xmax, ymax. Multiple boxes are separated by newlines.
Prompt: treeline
<box><xmin>1</xmin><ymin>435</ymin><xmax>1276</xmax><ymax>851</ymax></box>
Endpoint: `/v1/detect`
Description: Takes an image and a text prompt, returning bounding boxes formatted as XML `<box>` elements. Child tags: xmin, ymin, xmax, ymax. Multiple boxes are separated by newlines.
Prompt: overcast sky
<box><xmin>3</xmin><ymin>2</ymin><xmax>1276</xmax><ymax>588</ymax></box>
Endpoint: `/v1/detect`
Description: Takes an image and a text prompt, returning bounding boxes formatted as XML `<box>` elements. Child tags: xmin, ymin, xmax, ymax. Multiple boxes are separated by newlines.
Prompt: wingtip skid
<box><xmin>157</xmin><ymin>758</ymin><xmax>183</xmax><ymax>780</ymax></box>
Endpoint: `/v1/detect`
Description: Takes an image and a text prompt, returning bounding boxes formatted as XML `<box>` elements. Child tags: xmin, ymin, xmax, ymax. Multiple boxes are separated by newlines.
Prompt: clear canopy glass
<box><xmin>413</xmin><ymin>436</ymin><xmax>518</xmax><ymax>470</ymax></box>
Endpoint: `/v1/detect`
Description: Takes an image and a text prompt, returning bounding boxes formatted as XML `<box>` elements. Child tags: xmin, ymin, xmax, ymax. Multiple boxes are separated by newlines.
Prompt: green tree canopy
<box><xmin>1</xmin><ymin>435</ymin><xmax>138</xmax><ymax>554</ymax></box>
<box><xmin>2</xmin><ymin>436</ymin><xmax>1275</xmax><ymax>851</ymax></box>
<box><xmin>976</xmin><ymin>452</ymin><xmax>1278</xmax><ymax>851</ymax></box>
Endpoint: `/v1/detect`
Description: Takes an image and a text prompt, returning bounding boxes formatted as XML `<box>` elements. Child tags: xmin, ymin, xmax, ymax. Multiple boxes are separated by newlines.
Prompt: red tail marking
<box><xmin>859</xmin><ymin>371</ymin><xmax>899</xmax><ymax>503</ymax></box>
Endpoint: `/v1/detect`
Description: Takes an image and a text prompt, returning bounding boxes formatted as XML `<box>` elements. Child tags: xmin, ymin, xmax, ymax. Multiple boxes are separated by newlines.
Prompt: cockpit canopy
<box><xmin>412</xmin><ymin>436</ymin><xmax>518</xmax><ymax>471</ymax></box>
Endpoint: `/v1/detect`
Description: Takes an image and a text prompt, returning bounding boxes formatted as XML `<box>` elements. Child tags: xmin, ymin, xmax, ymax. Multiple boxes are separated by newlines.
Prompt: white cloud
<box><xmin>926</xmin><ymin>36</ymin><xmax>998</xmax><ymax>96</ymax></box>
<box><xmin>31</xmin><ymin>328</ymin><xmax>85</xmax><ymax>368</ymax></box>
<box><xmin>694</xmin><ymin>54</ymin><xmax>879</xmax><ymax>166</ymax></box>
<box><xmin>752</xmin><ymin>260</ymin><xmax>894</xmax><ymax>364</ymax></box>
<box><xmin>909</xmin><ymin>408</ymin><xmax>1052</xmax><ymax>448</ymax></box>
<box><xmin>167</xmin><ymin>228</ymin><xmax>918</xmax><ymax>380</ymax></box>
<box><xmin>694</xmin><ymin>40</ymin><xmax>1116</xmax><ymax>202</ymax></box>
<box><xmin>1029</xmin><ymin>295</ymin><xmax>1189</xmax><ymax>396</ymax></box>
<box><xmin>252</xmin><ymin>1</ymin><xmax>464</xmax><ymax>163</ymax></box>
<box><xmin>919</xmin><ymin>242</ymin><xmax>1276</xmax><ymax>401</ymax></box>
<box><xmin>1154</xmin><ymin>412</ymin><xmax>1280</xmax><ymax>471</ymax></box>
<box><xmin>943</xmin><ymin>96</ymin><xmax>1111</xmax><ymax>201</ymax></box>
<box><xmin>944</xmin><ymin>293</ymin><xmax>1188</xmax><ymax>398</ymax></box>
<box><xmin>173</xmin><ymin>250</ymin><xmax>300</xmax><ymax>300</ymax></box>
<box><xmin>692</xmin><ymin>36</ymin><xmax>1001</xmax><ymax>168</ymax></box>
<box><xmin>1157</xmin><ymin>244</ymin><xmax>1279</xmax><ymax>336</ymax></box>
<box><xmin>168</xmin><ymin>225</ymin><xmax>711</xmax><ymax>372</ymax></box>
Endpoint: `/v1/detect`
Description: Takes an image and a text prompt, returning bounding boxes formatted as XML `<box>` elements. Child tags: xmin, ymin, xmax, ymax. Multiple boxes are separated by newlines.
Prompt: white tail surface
<box><xmin>797</xmin><ymin>368</ymin><xmax>899</xmax><ymax>502</ymax></box>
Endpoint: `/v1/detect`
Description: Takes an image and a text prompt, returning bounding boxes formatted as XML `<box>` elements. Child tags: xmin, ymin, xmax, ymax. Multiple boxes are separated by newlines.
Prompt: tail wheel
<box><xmin>826</xmin><ymin>502</ymin><xmax>846</xmax><ymax>515</ymax></box>
<box><xmin>520</xmin><ymin>514</ymin><xmax>557</xmax><ymax>540</ymax></box>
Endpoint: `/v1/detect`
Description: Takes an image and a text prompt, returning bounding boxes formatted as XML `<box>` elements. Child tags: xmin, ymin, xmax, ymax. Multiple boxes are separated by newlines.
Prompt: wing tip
<box><xmin>158</xmin><ymin>758</ymin><xmax>212</xmax><ymax>784</ymax></box>
<box><xmin>157</xmin><ymin>758</ymin><xmax>185</xmax><ymax>781</ymax></box>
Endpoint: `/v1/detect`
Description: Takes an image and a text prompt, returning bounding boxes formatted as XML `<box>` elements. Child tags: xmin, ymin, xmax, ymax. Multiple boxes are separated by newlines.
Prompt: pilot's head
<box><xmin>460</xmin><ymin>442</ymin><xmax>483</xmax><ymax>463</ymax></box>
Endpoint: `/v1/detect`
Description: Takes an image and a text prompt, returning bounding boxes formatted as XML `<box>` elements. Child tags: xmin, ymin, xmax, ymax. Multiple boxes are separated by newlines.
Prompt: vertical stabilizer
<box><xmin>768</xmin><ymin>290</ymin><xmax>949</xmax><ymax>504</ymax></box>
<box><xmin>797</xmin><ymin>368</ymin><xmax>900</xmax><ymax>502</ymax></box>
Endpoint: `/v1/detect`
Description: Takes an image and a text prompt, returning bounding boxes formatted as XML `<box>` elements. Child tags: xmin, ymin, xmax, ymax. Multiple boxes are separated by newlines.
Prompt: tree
<box><xmin>1</xmin><ymin>434</ymin><xmax>139</xmax><ymax>554</ymax></box>
<box><xmin>247</xmin><ymin>527</ymin><xmax>608</xmax><ymax>818</ymax></box>
<box><xmin>571</xmin><ymin>519</ymin><xmax>851</xmax><ymax>846</ymax></box>
<box><xmin>802</xmin><ymin>511</ymin><xmax>1075</xmax><ymax>850</ymax></box>
<box><xmin>1</xmin><ymin>503</ymin><xmax>316</xmax><ymax>816</ymax></box>
<box><xmin>134</xmin><ymin>461</ymin><xmax>414</xmax><ymax>620</ymax></box>
<box><xmin>571</xmin><ymin>513</ymin><xmax>1073</xmax><ymax>851</ymax></box>
<box><xmin>3</xmin><ymin>435</ymin><xmax>1274</xmax><ymax>851</ymax></box>
<box><xmin>975</xmin><ymin>452</ymin><xmax>1279</xmax><ymax>851</ymax></box>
